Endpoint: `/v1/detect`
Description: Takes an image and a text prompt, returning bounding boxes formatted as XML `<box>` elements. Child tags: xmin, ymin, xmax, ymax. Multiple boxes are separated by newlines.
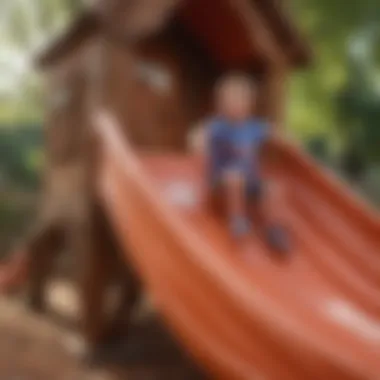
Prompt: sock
<box><xmin>229</xmin><ymin>215</ymin><xmax>250</xmax><ymax>237</ymax></box>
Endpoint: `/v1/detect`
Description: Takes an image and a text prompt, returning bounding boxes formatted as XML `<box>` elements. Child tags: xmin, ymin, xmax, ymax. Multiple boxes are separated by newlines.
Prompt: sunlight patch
<box><xmin>163</xmin><ymin>181</ymin><xmax>198</xmax><ymax>208</ymax></box>
<box><xmin>326</xmin><ymin>299</ymin><xmax>380</xmax><ymax>343</ymax></box>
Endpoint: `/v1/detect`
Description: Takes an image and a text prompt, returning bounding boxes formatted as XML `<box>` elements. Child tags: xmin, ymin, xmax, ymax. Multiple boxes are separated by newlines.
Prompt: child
<box><xmin>189</xmin><ymin>73</ymin><xmax>289</xmax><ymax>251</ymax></box>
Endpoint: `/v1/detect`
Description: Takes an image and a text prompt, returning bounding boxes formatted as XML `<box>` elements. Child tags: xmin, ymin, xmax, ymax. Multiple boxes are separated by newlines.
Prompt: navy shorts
<box><xmin>210</xmin><ymin>177</ymin><xmax>264</xmax><ymax>202</ymax></box>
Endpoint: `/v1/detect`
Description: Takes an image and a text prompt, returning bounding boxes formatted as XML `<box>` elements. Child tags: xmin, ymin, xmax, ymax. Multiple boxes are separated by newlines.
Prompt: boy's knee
<box><xmin>223</xmin><ymin>168</ymin><xmax>245</xmax><ymax>186</ymax></box>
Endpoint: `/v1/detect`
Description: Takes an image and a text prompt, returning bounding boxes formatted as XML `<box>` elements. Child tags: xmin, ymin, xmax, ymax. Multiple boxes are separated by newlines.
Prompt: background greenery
<box><xmin>0</xmin><ymin>0</ymin><xmax>379</xmax><ymax>252</ymax></box>
<box><xmin>290</xmin><ymin>0</ymin><xmax>380</xmax><ymax>164</ymax></box>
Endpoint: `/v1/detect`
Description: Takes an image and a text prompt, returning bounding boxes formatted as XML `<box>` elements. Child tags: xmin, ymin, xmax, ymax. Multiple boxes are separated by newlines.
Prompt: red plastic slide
<box><xmin>96</xmin><ymin>111</ymin><xmax>380</xmax><ymax>380</ymax></box>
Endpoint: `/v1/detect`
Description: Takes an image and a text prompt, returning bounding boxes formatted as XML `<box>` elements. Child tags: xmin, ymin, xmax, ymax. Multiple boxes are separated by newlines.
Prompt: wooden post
<box><xmin>260</xmin><ymin>65</ymin><xmax>288</xmax><ymax>130</ymax></box>
<box><xmin>78</xmin><ymin>36</ymin><xmax>142</xmax><ymax>355</ymax></box>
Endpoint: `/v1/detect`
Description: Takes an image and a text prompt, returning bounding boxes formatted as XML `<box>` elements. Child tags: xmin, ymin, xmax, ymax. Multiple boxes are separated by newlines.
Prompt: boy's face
<box><xmin>218</xmin><ymin>82</ymin><xmax>256</xmax><ymax>122</ymax></box>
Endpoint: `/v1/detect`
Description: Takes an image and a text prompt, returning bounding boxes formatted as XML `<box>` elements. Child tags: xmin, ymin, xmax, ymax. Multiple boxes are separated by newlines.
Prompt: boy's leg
<box><xmin>247</xmin><ymin>180</ymin><xmax>264</xmax><ymax>221</ymax></box>
<box><xmin>221</xmin><ymin>168</ymin><xmax>250</xmax><ymax>237</ymax></box>
<box><xmin>248</xmin><ymin>181</ymin><xmax>290</xmax><ymax>253</ymax></box>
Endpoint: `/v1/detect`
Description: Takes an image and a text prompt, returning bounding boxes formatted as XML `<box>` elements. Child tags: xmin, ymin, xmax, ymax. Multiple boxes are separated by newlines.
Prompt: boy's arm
<box><xmin>187</xmin><ymin>119</ymin><xmax>210</xmax><ymax>155</ymax></box>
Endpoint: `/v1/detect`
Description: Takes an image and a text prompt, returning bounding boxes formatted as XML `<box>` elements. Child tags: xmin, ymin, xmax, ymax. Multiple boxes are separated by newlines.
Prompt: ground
<box><xmin>0</xmin><ymin>281</ymin><xmax>207</xmax><ymax>380</ymax></box>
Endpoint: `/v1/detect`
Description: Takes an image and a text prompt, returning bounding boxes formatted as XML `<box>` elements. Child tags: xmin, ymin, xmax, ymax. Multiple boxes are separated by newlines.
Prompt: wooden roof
<box><xmin>252</xmin><ymin>0</ymin><xmax>311</xmax><ymax>66</ymax></box>
<box><xmin>35</xmin><ymin>10</ymin><xmax>99</xmax><ymax>69</ymax></box>
<box><xmin>35</xmin><ymin>0</ymin><xmax>311</xmax><ymax>69</ymax></box>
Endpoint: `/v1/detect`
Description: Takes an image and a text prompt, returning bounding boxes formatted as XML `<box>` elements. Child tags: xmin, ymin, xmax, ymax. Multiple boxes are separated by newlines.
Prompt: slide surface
<box><xmin>97</xmin><ymin>112</ymin><xmax>380</xmax><ymax>380</ymax></box>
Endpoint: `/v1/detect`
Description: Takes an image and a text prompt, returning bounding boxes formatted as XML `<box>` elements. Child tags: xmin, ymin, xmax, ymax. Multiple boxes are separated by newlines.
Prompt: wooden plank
<box><xmin>253</xmin><ymin>0</ymin><xmax>312</xmax><ymax>66</ymax></box>
<box><xmin>228</xmin><ymin>0</ymin><xmax>286</xmax><ymax>67</ymax></box>
<box><xmin>260</xmin><ymin>66</ymin><xmax>288</xmax><ymax>129</ymax></box>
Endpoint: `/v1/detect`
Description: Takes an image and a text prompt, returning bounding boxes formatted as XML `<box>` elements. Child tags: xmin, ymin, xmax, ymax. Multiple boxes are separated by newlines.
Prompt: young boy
<box><xmin>189</xmin><ymin>73</ymin><xmax>289</xmax><ymax>251</ymax></box>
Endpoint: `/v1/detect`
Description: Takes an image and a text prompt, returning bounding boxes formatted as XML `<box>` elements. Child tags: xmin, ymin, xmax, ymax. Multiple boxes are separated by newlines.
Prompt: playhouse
<box><xmin>1</xmin><ymin>1</ymin><xmax>380</xmax><ymax>379</ymax></box>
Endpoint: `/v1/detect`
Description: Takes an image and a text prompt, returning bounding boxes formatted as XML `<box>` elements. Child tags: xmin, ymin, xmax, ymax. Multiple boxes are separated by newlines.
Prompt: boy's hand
<box><xmin>187</xmin><ymin>121</ymin><xmax>208</xmax><ymax>155</ymax></box>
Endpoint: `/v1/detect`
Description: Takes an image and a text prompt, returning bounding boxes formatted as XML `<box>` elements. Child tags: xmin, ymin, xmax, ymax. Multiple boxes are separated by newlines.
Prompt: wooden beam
<box><xmin>260</xmin><ymin>65</ymin><xmax>289</xmax><ymax>129</ymax></box>
<box><xmin>228</xmin><ymin>0</ymin><xmax>286</xmax><ymax>67</ymax></box>
<box><xmin>252</xmin><ymin>0</ymin><xmax>312</xmax><ymax>67</ymax></box>
<box><xmin>35</xmin><ymin>11</ymin><xmax>99</xmax><ymax>70</ymax></box>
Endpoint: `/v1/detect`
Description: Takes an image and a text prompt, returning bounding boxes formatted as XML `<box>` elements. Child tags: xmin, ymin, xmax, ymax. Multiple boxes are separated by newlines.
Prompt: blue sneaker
<box><xmin>267</xmin><ymin>225</ymin><xmax>290</xmax><ymax>253</ymax></box>
<box><xmin>229</xmin><ymin>216</ymin><xmax>251</xmax><ymax>238</ymax></box>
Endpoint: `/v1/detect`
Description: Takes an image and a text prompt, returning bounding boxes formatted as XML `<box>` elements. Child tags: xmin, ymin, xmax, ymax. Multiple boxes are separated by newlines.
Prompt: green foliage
<box><xmin>0</xmin><ymin>125</ymin><xmax>43</xmax><ymax>189</ymax></box>
<box><xmin>0</xmin><ymin>196</ymin><xmax>35</xmax><ymax>255</ymax></box>
<box><xmin>1</xmin><ymin>0</ymin><xmax>380</xmax><ymax>174</ymax></box>
<box><xmin>289</xmin><ymin>0</ymin><xmax>380</xmax><ymax>163</ymax></box>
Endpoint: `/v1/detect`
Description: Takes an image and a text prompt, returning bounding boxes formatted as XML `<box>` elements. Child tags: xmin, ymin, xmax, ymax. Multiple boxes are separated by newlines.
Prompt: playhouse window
<box><xmin>137</xmin><ymin>61</ymin><xmax>173</xmax><ymax>95</ymax></box>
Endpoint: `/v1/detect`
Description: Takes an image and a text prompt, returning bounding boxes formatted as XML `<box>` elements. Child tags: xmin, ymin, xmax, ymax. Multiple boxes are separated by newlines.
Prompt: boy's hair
<box><xmin>214</xmin><ymin>72</ymin><xmax>257</xmax><ymax>97</ymax></box>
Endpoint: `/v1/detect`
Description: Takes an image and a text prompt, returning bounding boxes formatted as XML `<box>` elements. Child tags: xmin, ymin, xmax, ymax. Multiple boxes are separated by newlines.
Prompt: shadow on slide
<box><xmin>96</xmin><ymin>111</ymin><xmax>380</xmax><ymax>380</ymax></box>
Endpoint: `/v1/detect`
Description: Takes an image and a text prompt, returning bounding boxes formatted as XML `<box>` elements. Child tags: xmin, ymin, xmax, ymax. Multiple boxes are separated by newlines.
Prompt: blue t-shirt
<box><xmin>207</xmin><ymin>117</ymin><xmax>269</xmax><ymax>183</ymax></box>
